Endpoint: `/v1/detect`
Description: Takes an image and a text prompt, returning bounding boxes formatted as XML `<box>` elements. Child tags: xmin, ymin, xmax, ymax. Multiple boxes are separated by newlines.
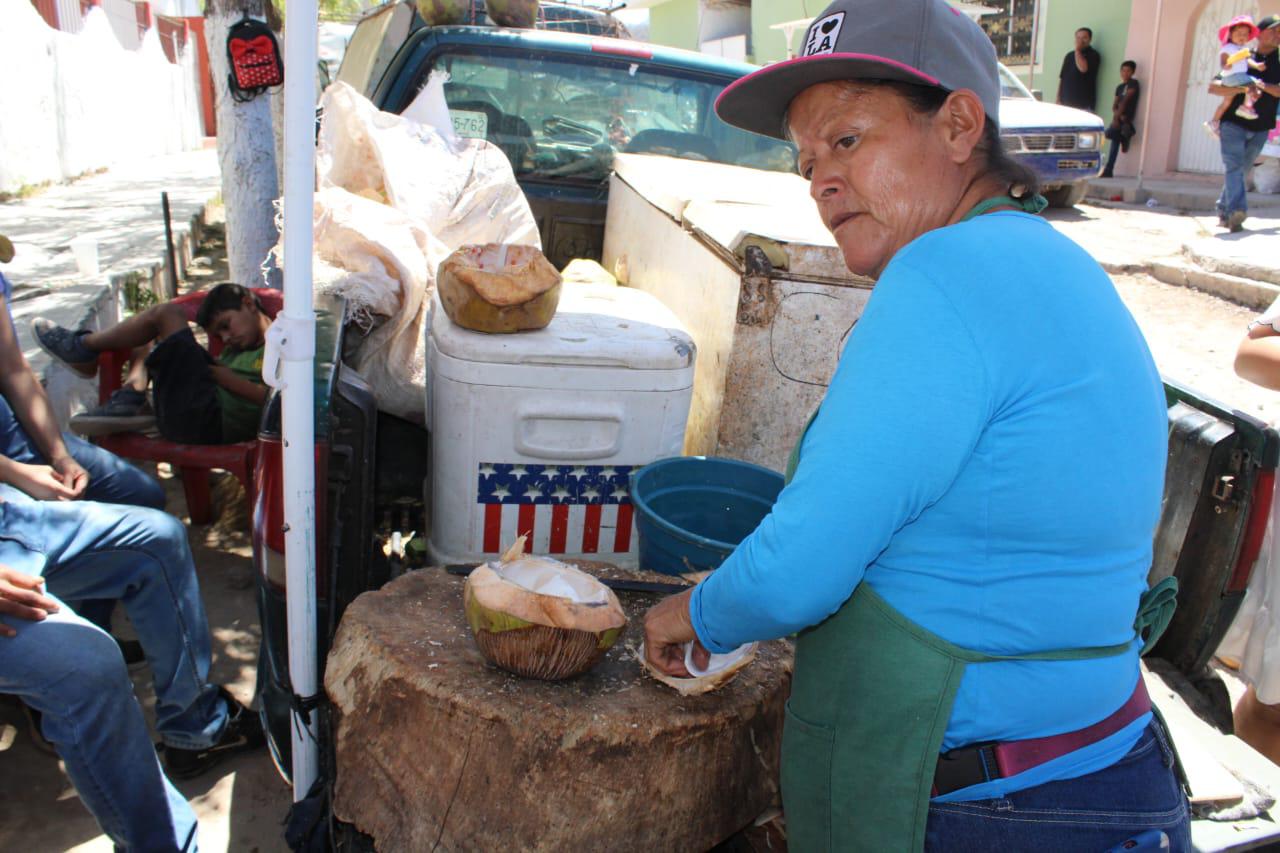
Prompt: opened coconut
<box><xmin>438</xmin><ymin>243</ymin><xmax>561</xmax><ymax>333</ymax></box>
<box><xmin>640</xmin><ymin>641</ymin><xmax>758</xmax><ymax>696</ymax></box>
<box><xmin>463</xmin><ymin>537</ymin><xmax>627</xmax><ymax>680</ymax></box>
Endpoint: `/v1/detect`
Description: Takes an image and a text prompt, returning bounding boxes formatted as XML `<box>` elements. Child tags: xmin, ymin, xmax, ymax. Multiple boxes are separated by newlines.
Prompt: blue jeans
<box><xmin>0</xmin><ymin>399</ymin><xmax>223</xmax><ymax>849</ymax></box>
<box><xmin>925</xmin><ymin>721</ymin><xmax>1192</xmax><ymax>851</ymax></box>
<box><xmin>0</xmin><ymin>391</ymin><xmax>166</xmax><ymax>628</ymax></box>
<box><xmin>1218</xmin><ymin>121</ymin><xmax>1271</xmax><ymax>219</ymax></box>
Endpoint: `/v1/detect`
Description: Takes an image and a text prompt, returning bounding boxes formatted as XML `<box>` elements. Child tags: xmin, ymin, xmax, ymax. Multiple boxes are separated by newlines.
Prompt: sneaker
<box><xmin>1235</xmin><ymin>104</ymin><xmax>1259</xmax><ymax>120</ymax></box>
<box><xmin>69</xmin><ymin>388</ymin><xmax>155</xmax><ymax>437</ymax></box>
<box><xmin>1203</xmin><ymin>120</ymin><xmax>1221</xmax><ymax>139</ymax></box>
<box><xmin>1228</xmin><ymin>210</ymin><xmax>1247</xmax><ymax>233</ymax></box>
<box><xmin>31</xmin><ymin>318</ymin><xmax>98</xmax><ymax>378</ymax></box>
<box><xmin>162</xmin><ymin>688</ymin><xmax>264</xmax><ymax>780</ymax></box>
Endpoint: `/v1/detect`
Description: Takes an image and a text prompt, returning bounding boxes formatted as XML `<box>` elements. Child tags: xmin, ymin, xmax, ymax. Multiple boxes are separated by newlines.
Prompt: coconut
<box><xmin>463</xmin><ymin>537</ymin><xmax>627</xmax><ymax>680</ymax></box>
<box><xmin>415</xmin><ymin>0</ymin><xmax>467</xmax><ymax>25</ymax></box>
<box><xmin>485</xmin><ymin>0</ymin><xmax>538</xmax><ymax>27</ymax></box>
<box><xmin>639</xmin><ymin>641</ymin><xmax>758</xmax><ymax>696</ymax></box>
<box><xmin>437</xmin><ymin>243</ymin><xmax>562</xmax><ymax>333</ymax></box>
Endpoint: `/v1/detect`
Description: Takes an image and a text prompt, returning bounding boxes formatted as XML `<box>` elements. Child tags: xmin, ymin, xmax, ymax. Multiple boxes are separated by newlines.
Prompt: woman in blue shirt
<box><xmin>641</xmin><ymin>1</ymin><xmax>1191</xmax><ymax>849</ymax></box>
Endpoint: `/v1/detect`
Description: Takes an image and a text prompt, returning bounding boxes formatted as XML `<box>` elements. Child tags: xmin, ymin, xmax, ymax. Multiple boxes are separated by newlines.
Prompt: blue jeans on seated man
<box><xmin>0</xmin><ymin>486</ymin><xmax>228</xmax><ymax>851</ymax></box>
<box><xmin>925</xmin><ymin>720</ymin><xmax>1192</xmax><ymax>852</ymax></box>
<box><xmin>1218</xmin><ymin>120</ymin><xmax>1271</xmax><ymax>220</ymax></box>
<box><xmin>0</xmin><ymin>391</ymin><xmax>166</xmax><ymax>628</ymax></box>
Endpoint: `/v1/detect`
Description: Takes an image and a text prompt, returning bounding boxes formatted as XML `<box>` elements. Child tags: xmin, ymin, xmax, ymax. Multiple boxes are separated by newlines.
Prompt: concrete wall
<box><xmin>649</xmin><ymin>0</ymin><xmax>701</xmax><ymax>52</ymax></box>
<box><xmin>751</xmin><ymin>0</ymin><xmax>810</xmax><ymax>63</ymax></box>
<box><xmin>1034</xmin><ymin>0</ymin><xmax>1132</xmax><ymax>110</ymax></box>
<box><xmin>0</xmin><ymin>3</ymin><xmax>203</xmax><ymax>194</ymax></box>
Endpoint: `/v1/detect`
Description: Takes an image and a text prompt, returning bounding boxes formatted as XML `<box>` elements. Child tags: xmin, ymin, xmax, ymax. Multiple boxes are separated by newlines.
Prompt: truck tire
<box><xmin>1044</xmin><ymin>182</ymin><xmax>1089</xmax><ymax>208</ymax></box>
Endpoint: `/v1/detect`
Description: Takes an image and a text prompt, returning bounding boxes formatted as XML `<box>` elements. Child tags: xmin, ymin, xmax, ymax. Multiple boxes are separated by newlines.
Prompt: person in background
<box><xmin>1209</xmin><ymin>14</ymin><xmax>1280</xmax><ymax>233</ymax></box>
<box><xmin>1206</xmin><ymin>15</ymin><xmax>1266</xmax><ymax>137</ymax></box>
<box><xmin>1101</xmin><ymin>60</ymin><xmax>1141</xmax><ymax>178</ymax></box>
<box><xmin>1058</xmin><ymin>27</ymin><xmax>1102</xmax><ymax>112</ymax></box>
<box><xmin>1223</xmin><ymin>298</ymin><xmax>1280</xmax><ymax>766</ymax></box>
<box><xmin>644</xmin><ymin>0</ymin><xmax>1188</xmax><ymax>848</ymax></box>
<box><xmin>34</xmin><ymin>282</ymin><xmax>269</xmax><ymax>443</ymax></box>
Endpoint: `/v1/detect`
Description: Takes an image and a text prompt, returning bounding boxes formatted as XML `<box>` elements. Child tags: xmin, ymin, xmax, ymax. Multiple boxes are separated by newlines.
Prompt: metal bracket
<box><xmin>262</xmin><ymin>313</ymin><xmax>316</xmax><ymax>391</ymax></box>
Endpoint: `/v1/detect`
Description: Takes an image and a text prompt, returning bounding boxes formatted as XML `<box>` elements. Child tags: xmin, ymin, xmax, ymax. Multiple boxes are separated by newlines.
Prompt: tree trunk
<box><xmin>204</xmin><ymin>0</ymin><xmax>282</xmax><ymax>289</ymax></box>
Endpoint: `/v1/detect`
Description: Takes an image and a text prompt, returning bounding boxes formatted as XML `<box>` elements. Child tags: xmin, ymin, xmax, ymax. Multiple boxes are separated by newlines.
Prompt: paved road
<box><xmin>1045</xmin><ymin>203</ymin><xmax>1280</xmax><ymax>425</ymax></box>
<box><xmin>0</xmin><ymin>148</ymin><xmax>220</xmax><ymax>289</ymax></box>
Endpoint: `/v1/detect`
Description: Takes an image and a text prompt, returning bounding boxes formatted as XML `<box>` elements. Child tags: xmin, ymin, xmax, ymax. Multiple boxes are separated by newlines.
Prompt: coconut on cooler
<box><xmin>463</xmin><ymin>537</ymin><xmax>626</xmax><ymax>680</ymax></box>
<box><xmin>437</xmin><ymin>243</ymin><xmax>562</xmax><ymax>333</ymax></box>
<box><xmin>426</xmin><ymin>282</ymin><xmax>695</xmax><ymax>567</ymax></box>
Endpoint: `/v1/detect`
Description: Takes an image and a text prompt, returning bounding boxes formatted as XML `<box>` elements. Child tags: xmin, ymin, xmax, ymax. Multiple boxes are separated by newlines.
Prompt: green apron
<box><xmin>777</xmin><ymin>193</ymin><xmax>1174</xmax><ymax>851</ymax></box>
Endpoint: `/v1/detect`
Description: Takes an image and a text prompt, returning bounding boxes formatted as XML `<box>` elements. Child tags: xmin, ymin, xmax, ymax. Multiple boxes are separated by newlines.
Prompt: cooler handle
<box><xmin>515</xmin><ymin>405</ymin><xmax>623</xmax><ymax>460</ymax></box>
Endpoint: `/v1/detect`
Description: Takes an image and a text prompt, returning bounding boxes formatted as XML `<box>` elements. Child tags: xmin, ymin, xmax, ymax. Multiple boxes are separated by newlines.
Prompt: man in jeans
<box><xmin>1210</xmin><ymin>15</ymin><xmax>1280</xmax><ymax>232</ymax></box>
<box><xmin>0</xmin><ymin>269</ymin><xmax>261</xmax><ymax>848</ymax></box>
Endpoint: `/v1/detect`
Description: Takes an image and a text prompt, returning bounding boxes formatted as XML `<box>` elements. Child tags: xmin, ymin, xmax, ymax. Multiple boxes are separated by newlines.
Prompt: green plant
<box><xmin>120</xmin><ymin>271</ymin><xmax>159</xmax><ymax>314</ymax></box>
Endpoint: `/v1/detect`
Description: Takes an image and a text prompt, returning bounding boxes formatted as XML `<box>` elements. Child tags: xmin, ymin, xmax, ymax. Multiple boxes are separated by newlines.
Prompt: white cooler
<box><xmin>425</xmin><ymin>284</ymin><xmax>695</xmax><ymax>566</ymax></box>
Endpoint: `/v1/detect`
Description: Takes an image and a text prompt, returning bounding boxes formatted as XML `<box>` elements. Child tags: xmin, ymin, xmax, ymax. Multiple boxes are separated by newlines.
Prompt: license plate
<box><xmin>451</xmin><ymin>110</ymin><xmax>489</xmax><ymax>140</ymax></box>
<box><xmin>1057</xmin><ymin>159</ymin><xmax>1093</xmax><ymax>170</ymax></box>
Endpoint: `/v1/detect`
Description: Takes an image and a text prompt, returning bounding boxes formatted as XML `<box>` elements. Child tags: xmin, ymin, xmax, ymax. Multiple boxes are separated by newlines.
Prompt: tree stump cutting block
<box><xmin>325</xmin><ymin>564</ymin><xmax>792</xmax><ymax>852</ymax></box>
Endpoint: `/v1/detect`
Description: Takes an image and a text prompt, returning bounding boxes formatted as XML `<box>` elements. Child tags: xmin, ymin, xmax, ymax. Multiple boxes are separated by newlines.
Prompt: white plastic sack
<box><xmin>317</xmin><ymin>78</ymin><xmax>539</xmax><ymax>247</ymax></box>
<box><xmin>301</xmin><ymin>78</ymin><xmax>540</xmax><ymax>420</ymax></box>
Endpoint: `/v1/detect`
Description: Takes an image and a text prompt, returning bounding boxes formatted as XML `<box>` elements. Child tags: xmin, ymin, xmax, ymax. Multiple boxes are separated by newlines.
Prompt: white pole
<box><xmin>280</xmin><ymin>0</ymin><xmax>320</xmax><ymax>803</ymax></box>
<box><xmin>1135</xmin><ymin>0</ymin><xmax>1162</xmax><ymax>193</ymax></box>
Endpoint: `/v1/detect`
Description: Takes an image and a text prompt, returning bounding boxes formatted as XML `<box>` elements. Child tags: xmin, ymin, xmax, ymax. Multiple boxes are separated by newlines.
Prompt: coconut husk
<box><xmin>638</xmin><ymin>642</ymin><xmax>757</xmax><ymax>696</ymax></box>
<box><xmin>438</xmin><ymin>243</ymin><xmax>562</xmax><ymax>333</ymax></box>
<box><xmin>463</xmin><ymin>537</ymin><xmax>627</xmax><ymax>680</ymax></box>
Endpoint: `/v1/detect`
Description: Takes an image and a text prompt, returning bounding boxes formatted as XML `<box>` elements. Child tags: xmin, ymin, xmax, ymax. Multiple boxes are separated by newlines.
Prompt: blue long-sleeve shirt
<box><xmin>690</xmin><ymin>211</ymin><xmax>1167</xmax><ymax>800</ymax></box>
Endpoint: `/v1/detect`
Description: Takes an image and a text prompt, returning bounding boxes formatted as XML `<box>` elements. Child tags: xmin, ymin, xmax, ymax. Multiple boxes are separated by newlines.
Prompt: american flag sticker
<box><xmin>477</xmin><ymin>463</ymin><xmax>637</xmax><ymax>555</ymax></box>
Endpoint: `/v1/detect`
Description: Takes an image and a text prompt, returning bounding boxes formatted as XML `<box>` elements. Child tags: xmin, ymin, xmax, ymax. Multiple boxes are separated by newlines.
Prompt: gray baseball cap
<box><xmin>716</xmin><ymin>0</ymin><xmax>1001</xmax><ymax>140</ymax></box>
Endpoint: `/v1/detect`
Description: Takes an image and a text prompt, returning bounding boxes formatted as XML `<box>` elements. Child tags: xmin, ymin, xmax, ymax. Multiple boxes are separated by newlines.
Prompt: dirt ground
<box><xmin>0</xmin><ymin>199</ymin><xmax>1276</xmax><ymax>852</ymax></box>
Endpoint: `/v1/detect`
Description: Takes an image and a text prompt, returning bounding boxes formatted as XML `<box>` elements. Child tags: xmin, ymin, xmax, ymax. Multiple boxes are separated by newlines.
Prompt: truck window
<box><xmin>997</xmin><ymin>62</ymin><xmax>1035</xmax><ymax>100</ymax></box>
<box><xmin>426</xmin><ymin>49</ymin><xmax>797</xmax><ymax>182</ymax></box>
<box><xmin>337</xmin><ymin>3</ymin><xmax>416</xmax><ymax>98</ymax></box>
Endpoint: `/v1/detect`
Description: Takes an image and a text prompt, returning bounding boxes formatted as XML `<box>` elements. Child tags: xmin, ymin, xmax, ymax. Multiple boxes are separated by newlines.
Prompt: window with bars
<box><xmin>978</xmin><ymin>0</ymin><xmax>1037</xmax><ymax>67</ymax></box>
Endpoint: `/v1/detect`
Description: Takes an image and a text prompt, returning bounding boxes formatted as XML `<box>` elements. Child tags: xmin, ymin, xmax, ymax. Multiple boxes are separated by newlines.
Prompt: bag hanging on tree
<box><xmin>226</xmin><ymin>16</ymin><xmax>283</xmax><ymax>101</ymax></box>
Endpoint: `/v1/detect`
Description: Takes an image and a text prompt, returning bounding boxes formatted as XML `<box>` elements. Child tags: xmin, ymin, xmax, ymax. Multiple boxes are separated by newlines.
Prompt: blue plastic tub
<box><xmin>628</xmin><ymin>456</ymin><xmax>785</xmax><ymax>576</ymax></box>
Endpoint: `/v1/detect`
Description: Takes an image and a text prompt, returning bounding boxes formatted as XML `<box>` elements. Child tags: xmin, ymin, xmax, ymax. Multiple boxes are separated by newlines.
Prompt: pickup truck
<box><xmin>996</xmin><ymin>62</ymin><xmax>1104</xmax><ymax>208</ymax></box>
<box><xmin>251</xmin><ymin>6</ymin><xmax>1280</xmax><ymax>848</ymax></box>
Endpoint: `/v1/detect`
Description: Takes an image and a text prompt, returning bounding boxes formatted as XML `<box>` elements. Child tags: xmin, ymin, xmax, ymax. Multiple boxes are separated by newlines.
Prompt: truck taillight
<box><xmin>1228</xmin><ymin>469</ymin><xmax>1274</xmax><ymax>594</ymax></box>
<box><xmin>252</xmin><ymin>434</ymin><xmax>329</xmax><ymax>593</ymax></box>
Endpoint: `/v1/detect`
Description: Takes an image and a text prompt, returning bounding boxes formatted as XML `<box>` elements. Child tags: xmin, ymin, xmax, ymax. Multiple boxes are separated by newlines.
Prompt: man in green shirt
<box><xmin>33</xmin><ymin>283</ymin><xmax>271</xmax><ymax>444</ymax></box>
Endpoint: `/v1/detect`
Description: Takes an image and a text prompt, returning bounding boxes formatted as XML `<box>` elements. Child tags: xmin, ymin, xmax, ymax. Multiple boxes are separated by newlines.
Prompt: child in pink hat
<box><xmin>1206</xmin><ymin>14</ymin><xmax>1266</xmax><ymax>135</ymax></box>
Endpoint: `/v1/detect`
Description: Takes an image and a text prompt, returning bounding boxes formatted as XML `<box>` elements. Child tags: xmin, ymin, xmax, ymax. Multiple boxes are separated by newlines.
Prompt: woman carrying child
<box><xmin>1207</xmin><ymin>15</ymin><xmax>1266</xmax><ymax>136</ymax></box>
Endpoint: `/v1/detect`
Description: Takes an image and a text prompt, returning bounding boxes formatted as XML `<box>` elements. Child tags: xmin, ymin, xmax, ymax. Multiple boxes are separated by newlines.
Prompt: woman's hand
<box><xmin>643</xmin><ymin>588</ymin><xmax>710</xmax><ymax>677</ymax></box>
<box><xmin>3</xmin><ymin>460</ymin><xmax>79</xmax><ymax>501</ymax></box>
<box><xmin>0</xmin><ymin>564</ymin><xmax>59</xmax><ymax>637</ymax></box>
<box><xmin>50</xmin><ymin>454</ymin><xmax>89</xmax><ymax>499</ymax></box>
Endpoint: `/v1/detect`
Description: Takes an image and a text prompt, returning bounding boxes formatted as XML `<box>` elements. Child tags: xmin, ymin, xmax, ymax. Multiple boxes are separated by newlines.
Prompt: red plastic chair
<box><xmin>95</xmin><ymin>287</ymin><xmax>283</xmax><ymax>524</ymax></box>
